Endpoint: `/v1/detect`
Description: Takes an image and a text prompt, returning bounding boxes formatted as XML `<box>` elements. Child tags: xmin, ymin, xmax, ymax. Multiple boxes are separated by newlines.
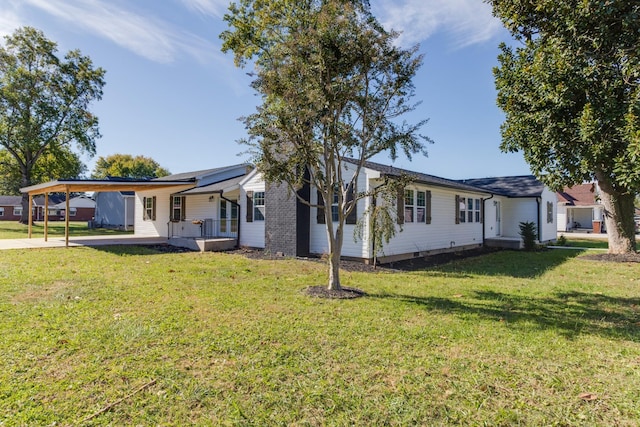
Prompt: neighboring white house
<box><xmin>556</xmin><ymin>183</ymin><xmax>606</xmax><ymax>233</ymax></box>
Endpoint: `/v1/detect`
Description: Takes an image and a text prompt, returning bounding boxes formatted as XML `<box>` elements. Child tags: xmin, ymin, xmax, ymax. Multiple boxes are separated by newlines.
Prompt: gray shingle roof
<box><xmin>154</xmin><ymin>164</ymin><xmax>251</xmax><ymax>182</ymax></box>
<box><xmin>459</xmin><ymin>176</ymin><xmax>544</xmax><ymax>198</ymax></box>
<box><xmin>349</xmin><ymin>159</ymin><xmax>490</xmax><ymax>194</ymax></box>
<box><xmin>0</xmin><ymin>195</ymin><xmax>22</xmax><ymax>206</ymax></box>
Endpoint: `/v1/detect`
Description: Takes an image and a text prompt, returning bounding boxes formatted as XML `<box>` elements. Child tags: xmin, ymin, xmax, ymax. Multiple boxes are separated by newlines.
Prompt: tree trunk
<box><xmin>595</xmin><ymin>172</ymin><xmax>637</xmax><ymax>254</ymax></box>
<box><xmin>325</xmin><ymin>206</ymin><xmax>344</xmax><ymax>291</ymax></box>
<box><xmin>19</xmin><ymin>170</ymin><xmax>32</xmax><ymax>225</ymax></box>
<box><xmin>328</xmin><ymin>249</ymin><xmax>342</xmax><ymax>290</ymax></box>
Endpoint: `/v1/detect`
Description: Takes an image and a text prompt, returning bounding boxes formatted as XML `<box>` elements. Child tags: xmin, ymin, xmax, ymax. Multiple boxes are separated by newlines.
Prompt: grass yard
<box><xmin>1</xmin><ymin>246</ymin><xmax>639</xmax><ymax>425</ymax></box>
<box><xmin>0</xmin><ymin>221</ymin><xmax>133</xmax><ymax>239</ymax></box>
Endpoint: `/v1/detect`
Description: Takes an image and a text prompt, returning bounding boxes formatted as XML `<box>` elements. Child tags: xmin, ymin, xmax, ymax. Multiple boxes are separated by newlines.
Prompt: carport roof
<box><xmin>20</xmin><ymin>178</ymin><xmax>195</xmax><ymax>195</ymax></box>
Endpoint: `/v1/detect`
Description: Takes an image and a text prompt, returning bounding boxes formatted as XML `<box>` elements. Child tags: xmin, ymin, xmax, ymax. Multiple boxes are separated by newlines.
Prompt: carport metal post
<box><xmin>28</xmin><ymin>194</ymin><xmax>33</xmax><ymax>238</ymax></box>
<box><xmin>65</xmin><ymin>186</ymin><xmax>70</xmax><ymax>247</ymax></box>
<box><xmin>44</xmin><ymin>193</ymin><xmax>49</xmax><ymax>241</ymax></box>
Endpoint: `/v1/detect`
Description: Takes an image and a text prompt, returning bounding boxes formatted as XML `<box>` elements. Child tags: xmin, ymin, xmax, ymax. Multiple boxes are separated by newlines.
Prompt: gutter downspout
<box><xmin>536</xmin><ymin>197</ymin><xmax>542</xmax><ymax>242</ymax></box>
<box><xmin>220</xmin><ymin>192</ymin><xmax>240</xmax><ymax>248</ymax></box>
<box><xmin>482</xmin><ymin>194</ymin><xmax>494</xmax><ymax>243</ymax></box>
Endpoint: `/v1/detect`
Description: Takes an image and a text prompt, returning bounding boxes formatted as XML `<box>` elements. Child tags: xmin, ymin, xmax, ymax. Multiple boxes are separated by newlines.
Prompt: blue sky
<box><xmin>1</xmin><ymin>0</ymin><xmax>530</xmax><ymax>180</ymax></box>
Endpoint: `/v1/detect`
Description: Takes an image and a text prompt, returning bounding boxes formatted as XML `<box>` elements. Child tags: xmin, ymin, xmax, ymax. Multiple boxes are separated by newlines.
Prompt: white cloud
<box><xmin>180</xmin><ymin>0</ymin><xmax>229</xmax><ymax>18</ymax></box>
<box><xmin>19</xmin><ymin>0</ymin><xmax>217</xmax><ymax>63</ymax></box>
<box><xmin>374</xmin><ymin>0</ymin><xmax>503</xmax><ymax>48</ymax></box>
<box><xmin>0</xmin><ymin>1</ymin><xmax>24</xmax><ymax>39</ymax></box>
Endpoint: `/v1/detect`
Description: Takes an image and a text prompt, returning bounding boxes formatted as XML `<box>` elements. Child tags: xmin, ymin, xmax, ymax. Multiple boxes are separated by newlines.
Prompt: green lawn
<box><xmin>1</xmin><ymin>246</ymin><xmax>639</xmax><ymax>425</ymax></box>
<box><xmin>0</xmin><ymin>221</ymin><xmax>133</xmax><ymax>239</ymax></box>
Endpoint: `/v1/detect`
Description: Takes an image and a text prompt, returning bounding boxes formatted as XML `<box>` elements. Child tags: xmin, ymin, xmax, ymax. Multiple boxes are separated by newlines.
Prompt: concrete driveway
<box><xmin>0</xmin><ymin>235</ymin><xmax>167</xmax><ymax>250</ymax></box>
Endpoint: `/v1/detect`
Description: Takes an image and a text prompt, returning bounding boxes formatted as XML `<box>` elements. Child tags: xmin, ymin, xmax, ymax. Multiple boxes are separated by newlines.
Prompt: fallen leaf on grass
<box><xmin>579</xmin><ymin>392</ymin><xmax>597</xmax><ymax>401</ymax></box>
<box><xmin>452</xmin><ymin>294</ymin><xmax>463</xmax><ymax>298</ymax></box>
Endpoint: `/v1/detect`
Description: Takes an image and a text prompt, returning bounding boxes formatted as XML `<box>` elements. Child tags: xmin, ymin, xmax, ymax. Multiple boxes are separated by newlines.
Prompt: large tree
<box><xmin>0</xmin><ymin>27</ymin><xmax>105</xmax><ymax>222</ymax></box>
<box><xmin>221</xmin><ymin>0</ymin><xmax>428</xmax><ymax>290</ymax></box>
<box><xmin>0</xmin><ymin>147</ymin><xmax>86</xmax><ymax>195</ymax></box>
<box><xmin>488</xmin><ymin>1</ymin><xmax>640</xmax><ymax>253</ymax></box>
<box><xmin>91</xmin><ymin>153</ymin><xmax>170</xmax><ymax>179</ymax></box>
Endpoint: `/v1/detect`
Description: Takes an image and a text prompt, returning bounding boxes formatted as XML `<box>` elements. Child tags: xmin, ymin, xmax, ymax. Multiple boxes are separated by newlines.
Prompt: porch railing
<box><xmin>168</xmin><ymin>219</ymin><xmax>238</xmax><ymax>239</ymax></box>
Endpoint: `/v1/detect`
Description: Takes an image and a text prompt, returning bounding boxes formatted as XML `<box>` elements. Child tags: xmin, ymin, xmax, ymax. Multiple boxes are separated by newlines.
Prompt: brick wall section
<box><xmin>265</xmin><ymin>182</ymin><xmax>298</xmax><ymax>256</ymax></box>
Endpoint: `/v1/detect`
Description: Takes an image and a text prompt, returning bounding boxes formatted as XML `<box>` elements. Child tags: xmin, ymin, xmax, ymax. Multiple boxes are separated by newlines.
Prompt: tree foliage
<box><xmin>489</xmin><ymin>0</ymin><xmax>639</xmax><ymax>253</ymax></box>
<box><xmin>0</xmin><ymin>147</ymin><xmax>86</xmax><ymax>195</ymax></box>
<box><xmin>221</xmin><ymin>0</ymin><xmax>429</xmax><ymax>289</ymax></box>
<box><xmin>0</xmin><ymin>27</ymin><xmax>105</xmax><ymax>222</ymax></box>
<box><xmin>91</xmin><ymin>154</ymin><xmax>170</xmax><ymax>179</ymax></box>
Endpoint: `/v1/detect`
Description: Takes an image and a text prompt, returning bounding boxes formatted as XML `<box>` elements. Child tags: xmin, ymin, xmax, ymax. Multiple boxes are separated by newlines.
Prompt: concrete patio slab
<box><xmin>0</xmin><ymin>235</ymin><xmax>167</xmax><ymax>250</ymax></box>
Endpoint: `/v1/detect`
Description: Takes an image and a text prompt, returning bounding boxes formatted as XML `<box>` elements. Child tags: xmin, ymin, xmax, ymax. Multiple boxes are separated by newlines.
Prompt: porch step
<box><xmin>485</xmin><ymin>238</ymin><xmax>522</xmax><ymax>250</ymax></box>
<box><xmin>168</xmin><ymin>237</ymin><xmax>236</xmax><ymax>252</ymax></box>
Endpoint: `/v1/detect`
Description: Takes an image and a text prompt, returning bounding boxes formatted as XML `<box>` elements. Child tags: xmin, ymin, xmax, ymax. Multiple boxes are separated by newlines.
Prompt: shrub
<box><xmin>519</xmin><ymin>221</ymin><xmax>537</xmax><ymax>251</ymax></box>
<box><xmin>556</xmin><ymin>235</ymin><xmax>567</xmax><ymax>246</ymax></box>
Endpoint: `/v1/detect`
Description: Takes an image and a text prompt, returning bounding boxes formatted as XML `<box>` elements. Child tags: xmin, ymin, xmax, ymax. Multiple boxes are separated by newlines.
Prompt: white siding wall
<box><xmin>134</xmin><ymin>185</ymin><xmax>192</xmax><ymax>237</ymax></box>
<box><xmin>183</xmin><ymin>194</ymin><xmax>218</xmax><ymax>222</ymax></box>
<box><xmin>309</xmin><ymin>172</ymin><xmax>485</xmax><ymax>259</ymax></box>
<box><xmin>483</xmin><ymin>196</ymin><xmax>508</xmax><ymax>239</ymax></box>
<box><xmin>500</xmin><ymin>198</ymin><xmax>537</xmax><ymax>239</ymax></box>
<box><xmin>557</xmin><ymin>204</ymin><xmax>568</xmax><ymax>232</ymax></box>
<box><xmin>239</xmin><ymin>172</ymin><xmax>266</xmax><ymax>248</ymax></box>
<box><xmin>539</xmin><ymin>187</ymin><xmax>557</xmax><ymax>242</ymax></box>
<box><xmin>309</xmin><ymin>165</ymin><xmax>373</xmax><ymax>259</ymax></box>
<box><xmin>380</xmin><ymin>187</ymin><xmax>484</xmax><ymax>257</ymax></box>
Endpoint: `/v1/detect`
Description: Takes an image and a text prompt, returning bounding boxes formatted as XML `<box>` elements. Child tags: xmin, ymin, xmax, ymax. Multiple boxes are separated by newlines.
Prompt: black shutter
<box><xmin>151</xmin><ymin>196</ymin><xmax>156</xmax><ymax>220</ymax></box>
<box><xmin>346</xmin><ymin>186</ymin><xmax>357</xmax><ymax>225</ymax></box>
<box><xmin>246</xmin><ymin>191</ymin><xmax>253</xmax><ymax>222</ymax></box>
<box><xmin>455</xmin><ymin>195</ymin><xmax>460</xmax><ymax>224</ymax></box>
<box><xmin>143</xmin><ymin>197</ymin><xmax>148</xmax><ymax>220</ymax></box>
<box><xmin>316</xmin><ymin>190</ymin><xmax>325</xmax><ymax>224</ymax></box>
<box><xmin>426</xmin><ymin>190</ymin><xmax>432</xmax><ymax>224</ymax></box>
<box><xmin>181</xmin><ymin>196</ymin><xmax>186</xmax><ymax>220</ymax></box>
<box><xmin>397</xmin><ymin>188</ymin><xmax>404</xmax><ymax>225</ymax></box>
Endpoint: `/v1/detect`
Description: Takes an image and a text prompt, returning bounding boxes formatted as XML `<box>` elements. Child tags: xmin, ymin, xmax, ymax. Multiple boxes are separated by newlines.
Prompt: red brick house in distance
<box><xmin>556</xmin><ymin>183</ymin><xmax>606</xmax><ymax>233</ymax></box>
<box><xmin>0</xmin><ymin>195</ymin><xmax>95</xmax><ymax>222</ymax></box>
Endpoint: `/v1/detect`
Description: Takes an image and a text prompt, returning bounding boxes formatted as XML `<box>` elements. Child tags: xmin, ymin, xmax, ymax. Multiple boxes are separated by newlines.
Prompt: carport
<box><xmin>20</xmin><ymin>178</ymin><xmax>194</xmax><ymax>247</ymax></box>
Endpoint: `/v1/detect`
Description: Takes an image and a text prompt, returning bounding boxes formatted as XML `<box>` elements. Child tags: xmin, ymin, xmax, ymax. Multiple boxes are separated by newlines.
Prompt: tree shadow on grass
<box><xmin>370</xmin><ymin>289</ymin><xmax>640</xmax><ymax>342</ymax></box>
<box><xmin>89</xmin><ymin>244</ymin><xmax>194</xmax><ymax>256</ymax></box>
<box><xmin>412</xmin><ymin>248</ymin><xmax>588</xmax><ymax>279</ymax></box>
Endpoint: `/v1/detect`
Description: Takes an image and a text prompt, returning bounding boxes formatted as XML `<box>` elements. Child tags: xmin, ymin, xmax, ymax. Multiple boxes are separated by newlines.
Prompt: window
<box><xmin>547</xmin><ymin>201</ymin><xmax>554</xmax><ymax>223</ymax></box>
<box><xmin>143</xmin><ymin>196</ymin><xmax>156</xmax><ymax>221</ymax></box>
<box><xmin>69</xmin><ymin>208</ymin><xmax>77</xmax><ymax>217</ymax></box>
<box><xmin>170</xmin><ymin>196</ymin><xmax>186</xmax><ymax>221</ymax></box>
<box><xmin>457</xmin><ymin>196</ymin><xmax>481</xmax><ymax>224</ymax></box>
<box><xmin>404</xmin><ymin>190</ymin><xmax>415</xmax><ymax>223</ymax></box>
<box><xmin>13</xmin><ymin>207</ymin><xmax>22</xmax><ymax>216</ymax></box>
<box><xmin>253</xmin><ymin>191</ymin><xmax>265</xmax><ymax>221</ymax></box>
<box><xmin>0</xmin><ymin>207</ymin><xmax>3</xmax><ymax>217</ymax></box>
<box><xmin>416</xmin><ymin>191</ymin><xmax>426</xmax><ymax>223</ymax></box>
<box><xmin>458</xmin><ymin>197</ymin><xmax>466</xmax><ymax>223</ymax></box>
